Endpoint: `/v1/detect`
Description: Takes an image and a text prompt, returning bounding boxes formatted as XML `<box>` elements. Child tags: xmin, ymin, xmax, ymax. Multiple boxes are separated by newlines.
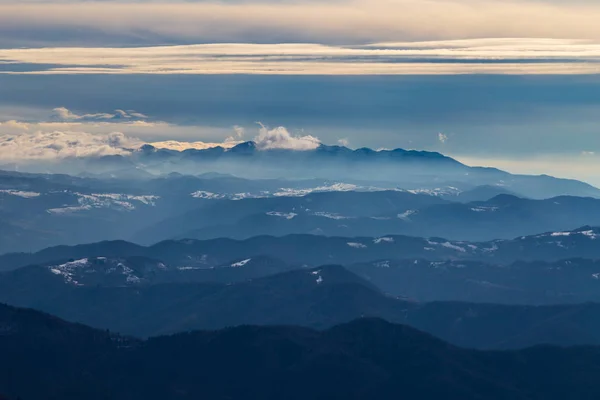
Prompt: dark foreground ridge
<box><xmin>3</xmin><ymin>302</ymin><xmax>600</xmax><ymax>400</ymax></box>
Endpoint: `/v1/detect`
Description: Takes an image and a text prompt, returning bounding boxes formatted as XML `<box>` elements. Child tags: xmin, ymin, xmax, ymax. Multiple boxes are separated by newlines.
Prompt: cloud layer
<box><xmin>51</xmin><ymin>107</ymin><xmax>148</xmax><ymax>121</ymax></box>
<box><xmin>1</xmin><ymin>0</ymin><xmax>600</xmax><ymax>48</ymax></box>
<box><xmin>0</xmin><ymin>130</ymin><xmax>142</xmax><ymax>161</ymax></box>
<box><xmin>1</xmin><ymin>38</ymin><xmax>599</xmax><ymax>75</ymax></box>
<box><xmin>1</xmin><ymin>107</ymin><xmax>599</xmax><ymax>185</ymax></box>
<box><xmin>0</xmin><ymin>108</ymin><xmax>324</xmax><ymax>161</ymax></box>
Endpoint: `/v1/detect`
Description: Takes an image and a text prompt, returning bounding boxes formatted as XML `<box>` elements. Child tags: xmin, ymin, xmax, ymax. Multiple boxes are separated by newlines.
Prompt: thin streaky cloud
<box><xmin>1</xmin><ymin>39</ymin><xmax>599</xmax><ymax>75</ymax></box>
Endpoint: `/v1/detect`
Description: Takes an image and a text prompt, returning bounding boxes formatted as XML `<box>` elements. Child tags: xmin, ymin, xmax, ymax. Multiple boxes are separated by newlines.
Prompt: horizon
<box><xmin>2</xmin><ymin>1</ymin><xmax>599</xmax><ymax>185</ymax></box>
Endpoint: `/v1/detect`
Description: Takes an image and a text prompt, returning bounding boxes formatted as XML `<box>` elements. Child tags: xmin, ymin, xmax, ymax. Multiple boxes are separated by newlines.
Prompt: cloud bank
<box><xmin>0</xmin><ymin>108</ymin><xmax>324</xmax><ymax>161</ymax></box>
<box><xmin>1</xmin><ymin>107</ymin><xmax>599</xmax><ymax>186</ymax></box>
<box><xmin>0</xmin><ymin>130</ymin><xmax>143</xmax><ymax>161</ymax></box>
<box><xmin>0</xmin><ymin>107</ymin><xmax>240</xmax><ymax>144</ymax></box>
<box><xmin>1</xmin><ymin>38</ymin><xmax>599</xmax><ymax>75</ymax></box>
<box><xmin>150</xmin><ymin>124</ymin><xmax>321</xmax><ymax>151</ymax></box>
<box><xmin>0</xmin><ymin>107</ymin><xmax>230</xmax><ymax>160</ymax></box>
<box><xmin>1</xmin><ymin>0</ymin><xmax>600</xmax><ymax>48</ymax></box>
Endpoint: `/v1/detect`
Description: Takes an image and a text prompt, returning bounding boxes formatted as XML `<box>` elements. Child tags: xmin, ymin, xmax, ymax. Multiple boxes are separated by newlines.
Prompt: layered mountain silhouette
<box><xmin>3</xmin><ymin>167</ymin><xmax>600</xmax><ymax>253</ymax></box>
<box><xmin>348</xmin><ymin>257</ymin><xmax>600</xmax><ymax>304</ymax></box>
<box><xmin>8</xmin><ymin>143</ymin><xmax>600</xmax><ymax>200</ymax></box>
<box><xmin>136</xmin><ymin>192</ymin><xmax>600</xmax><ymax>243</ymax></box>
<box><xmin>4</xmin><ymin>264</ymin><xmax>600</xmax><ymax>349</ymax></box>
<box><xmin>93</xmin><ymin>142</ymin><xmax>600</xmax><ymax>199</ymax></box>
<box><xmin>3</xmin><ymin>227</ymin><xmax>600</xmax><ymax>272</ymax></box>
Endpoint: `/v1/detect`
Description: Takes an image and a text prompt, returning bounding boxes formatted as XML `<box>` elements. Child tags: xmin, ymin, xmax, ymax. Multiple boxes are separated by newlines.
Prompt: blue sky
<box><xmin>0</xmin><ymin>0</ymin><xmax>599</xmax><ymax>184</ymax></box>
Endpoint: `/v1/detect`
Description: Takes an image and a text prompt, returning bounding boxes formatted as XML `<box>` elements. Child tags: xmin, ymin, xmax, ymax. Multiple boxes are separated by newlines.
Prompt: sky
<box><xmin>0</xmin><ymin>0</ymin><xmax>599</xmax><ymax>185</ymax></box>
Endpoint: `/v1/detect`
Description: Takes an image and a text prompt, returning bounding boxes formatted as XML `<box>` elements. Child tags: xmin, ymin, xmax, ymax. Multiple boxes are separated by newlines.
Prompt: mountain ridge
<box><xmin>3</xmin><ymin>226</ymin><xmax>600</xmax><ymax>271</ymax></box>
<box><xmin>6</xmin><ymin>138</ymin><xmax>599</xmax><ymax>200</ymax></box>
<box><xmin>5</xmin><ymin>263</ymin><xmax>600</xmax><ymax>349</ymax></box>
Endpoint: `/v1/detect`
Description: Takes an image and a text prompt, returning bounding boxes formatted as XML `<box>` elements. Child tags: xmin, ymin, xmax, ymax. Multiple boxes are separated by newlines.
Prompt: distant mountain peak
<box><xmin>137</xmin><ymin>144</ymin><xmax>157</xmax><ymax>153</ymax></box>
<box><xmin>229</xmin><ymin>141</ymin><xmax>257</xmax><ymax>153</ymax></box>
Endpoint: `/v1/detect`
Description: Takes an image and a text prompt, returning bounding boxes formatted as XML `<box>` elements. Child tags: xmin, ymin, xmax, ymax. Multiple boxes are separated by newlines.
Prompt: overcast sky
<box><xmin>0</xmin><ymin>0</ymin><xmax>599</xmax><ymax>185</ymax></box>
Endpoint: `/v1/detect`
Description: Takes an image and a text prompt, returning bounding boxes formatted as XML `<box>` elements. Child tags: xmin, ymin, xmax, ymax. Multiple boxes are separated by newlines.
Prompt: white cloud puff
<box><xmin>438</xmin><ymin>133</ymin><xmax>448</xmax><ymax>144</ymax></box>
<box><xmin>337</xmin><ymin>138</ymin><xmax>350</xmax><ymax>147</ymax></box>
<box><xmin>254</xmin><ymin>123</ymin><xmax>321</xmax><ymax>151</ymax></box>
<box><xmin>0</xmin><ymin>130</ymin><xmax>143</xmax><ymax>161</ymax></box>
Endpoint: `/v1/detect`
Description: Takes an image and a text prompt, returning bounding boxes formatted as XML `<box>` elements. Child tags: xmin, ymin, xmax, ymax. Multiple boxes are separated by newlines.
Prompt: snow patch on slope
<box><xmin>549</xmin><ymin>230</ymin><xmax>598</xmax><ymax>240</ymax></box>
<box><xmin>47</xmin><ymin>192</ymin><xmax>159</xmax><ymax>214</ymax></box>
<box><xmin>190</xmin><ymin>190</ymin><xmax>226</xmax><ymax>199</ymax></box>
<box><xmin>0</xmin><ymin>189</ymin><xmax>41</xmax><ymax>198</ymax></box>
<box><xmin>347</xmin><ymin>242</ymin><xmax>367</xmax><ymax>249</ymax></box>
<box><xmin>48</xmin><ymin>258</ymin><xmax>89</xmax><ymax>285</ymax></box>
<box><xmin>404</xmin><ymin>187</ymin><xmax>461</xmax><ymax>197</ymax></box>
<box><xmin>274</xmin><ymin>183</ymin><xmax>359</xmax><ymax>197</ymax></box>
<box><xmin>470</xmin><ymin>206</ymin><xmax>499</xmax><ymax>212</ymax></box>
<box><xmin>266</xmin><ymin>211</ymin><xmax>297</xmax><ymax>219</ymax></box>
<box><xmin>312</xmin><ymin>212</ymin><xmax>351</xmax><ymax>220</ymax></box>
<box><xmin>398</xmin><ymin>210</ymin><xmax>417</xmax><ymax>220</ymax></box>
<box><xmin>426</xmin><ymin>239</ymin><xmax>467</xmax><ymax>253</ymax></box>
<box><xmin>231</xmin><ymin>258</ymin><xmax>251</xmax><ymax>267</ymax></box>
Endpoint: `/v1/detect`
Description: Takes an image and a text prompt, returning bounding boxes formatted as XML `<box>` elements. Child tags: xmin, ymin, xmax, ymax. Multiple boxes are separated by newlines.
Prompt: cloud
<box><xmin>582</xmin><ymin>151</ymin><xmax>596</xmax><ymax>156</ymax></box>
<box><xmin>233</xmin><ymin>125</ymin><xmax>245</xmax><ymax>139</ymax></box>
<box><xmin>51</xmin><ymin>107</ymin><xmax>148</xmax><ymax>121</ymax></box>
<box><xmin>225</xmin><ymin>125</ymin><xmax>245</xmax><ymax>142</ymax></box>
<box><xmin>1</xmin><ymin>38</ymin><xmax>598</xmax><ymax>75</ymax></box>
<box><xmin>338</xmin><ymin>138</ymin><xmax>350</xmax><ymax>147</ymax></box>
<box><xmin>0</xmin><ymin>107</ymin><xmax>252</xmax><ymax>160</ymax></box>
<box><xmin>0</xmin><ymin>123</ymin><xmax>319</xmax><ymax>162</ymax></box>
<box><xmin>438</xmin><ymin>133</ymin><xmax>448</xmax><ymax>144</ymax></box>
<box><xmin>1</xmin><ymin>0</ymin><xmax>600</xmax><ymax>49</ymax></box>
<box><xmin>146</xmin><ymin>124</ymin><xmax>321</xmax><ymax>151</ymax></box>
<box><xmin>0</xmin><ymin>120</ymin><xmax>30</xmax><ymax>130</ymax></box>
<box><xmin>0</xmin><ymin>108</ymin><xmax>325</xmax><ymax>161</ymax></box>
<box><xmin>0</xmin><ymin>107</ymin><xmax>241</xmax><ymax>146</ymax></box>
<box><xmin>254</xmin><ymin>123</ymin><xmax>320</xmax><ymax>151</ymax></box>
<box><xmin>0</xmin><ymin>130</ymin><xmax>143</xmax><ymax>161</ymax></box>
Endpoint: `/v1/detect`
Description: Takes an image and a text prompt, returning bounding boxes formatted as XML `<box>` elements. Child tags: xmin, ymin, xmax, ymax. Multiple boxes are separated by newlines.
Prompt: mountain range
<box><xmin>3</xmin><ymin>167</ymin><xmax>600</xmax><ymax>253</ymax></box>
<box><xmin>9</xmin><ymin>143</ymin><xmax>600</xmax><ymax>200</ymax></box>
<box><xmin>79</xmin><ymin>142</ymin><xmax>600</xmax><ymax>200</ymax></box>
<box><xmin>136</xmin><ymin>192</ymin><xmax>600</xmax><ymax>243</ymax></box>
